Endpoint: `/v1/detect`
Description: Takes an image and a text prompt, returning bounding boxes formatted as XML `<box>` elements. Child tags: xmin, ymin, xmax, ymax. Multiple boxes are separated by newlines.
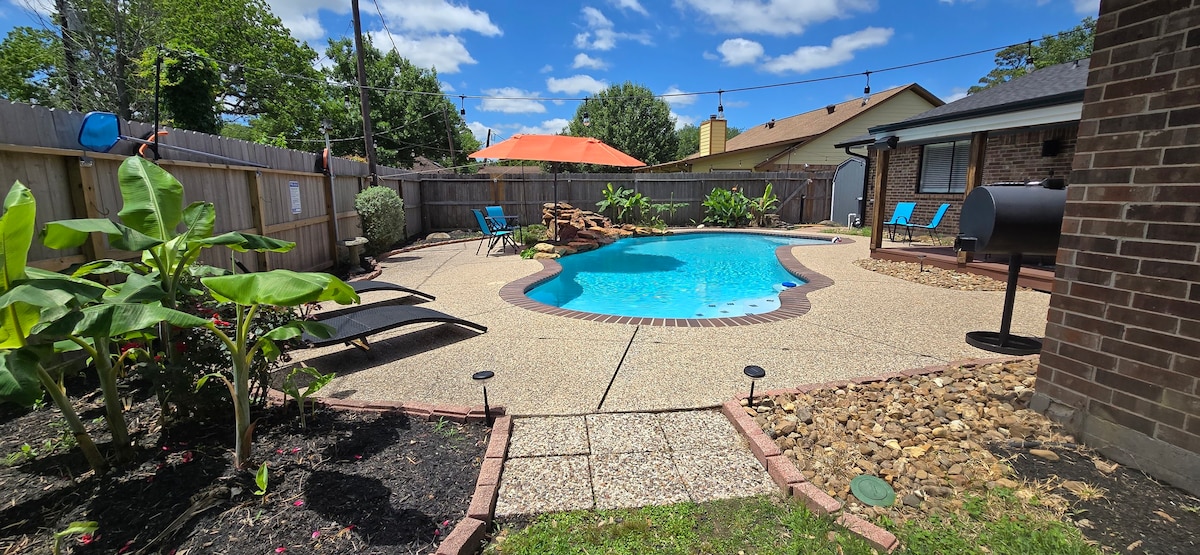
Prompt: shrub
<box><xmin>702</xmin><ymin>187</ymin><xmax>751</xmax><ymax>227</ymax></box>
<box><xmin>515</xmin><ymin>224</ymin><xmax>547</xmax><ymax>246</ymax></box>
<box><xmin>355</xmin><ymin>186</ymin><xmax>406</xmax><ymax>255</ymax></box>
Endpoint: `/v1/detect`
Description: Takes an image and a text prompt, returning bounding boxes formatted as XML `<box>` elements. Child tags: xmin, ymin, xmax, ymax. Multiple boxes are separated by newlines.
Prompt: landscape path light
<box><xmin>473</xmin><ymin>370</ymin><xmax>495</xmax><ymax>426</ymax></box>
<box><xmin>744</xmin><ymin>365</ymin><xmax>766</xmax><ymax>408</ymax></box>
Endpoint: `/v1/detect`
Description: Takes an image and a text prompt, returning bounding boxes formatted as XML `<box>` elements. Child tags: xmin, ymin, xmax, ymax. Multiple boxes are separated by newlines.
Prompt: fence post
<box><xmin>247</xmin><ymin>170</ymin><xmax>271</xmax><ymax>271</ymax></box>
<box><xmin>66</xmin><ymin>156</ymin><xmax>108</xmax><ymax>261</ymax></box>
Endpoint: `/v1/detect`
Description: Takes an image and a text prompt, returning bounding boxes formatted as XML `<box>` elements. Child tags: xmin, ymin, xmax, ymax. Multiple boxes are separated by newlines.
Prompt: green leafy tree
<box><xmin>0</xmin><ymin>27</ymin><xmax>63</xmax><ymax>105</ymax></box>
<box><xmin>141</xmin><ymin>44</ymin><xmax>223</xmax><ymax>134</ymax></box>
<box><xmin>323</xmin><ymin>37</ymin><xmax>478</xmax><ymax>171</ymax></box>
<box><xmin>675</xmin><ymin>123</ymin><xmax>741</xmax><ymax>160</ymax></box>
<box><xmin>566</xmin><ymin>82</ymin><xmax>678</xmax><ymax>170</ymax></box>
<box><xmin>969</xmin><ymin>17</ymin><xmax>1096</xmax><ymax>93</ymax></box>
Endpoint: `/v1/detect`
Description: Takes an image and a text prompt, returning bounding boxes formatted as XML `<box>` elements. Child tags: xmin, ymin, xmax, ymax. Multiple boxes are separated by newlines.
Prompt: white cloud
<box><xmin>761</xmin><ymin>27</ymin><xmax>893</xmax><ymax>74</ymax></box>
<box><xmin>942</xmin><ymin>87</ymin><xmax>969</xmax><ymax>103</ymax></box>
<box><xmin>609</xmin><ymin>0</ymin><xmax>649</xmax><ymax>16</ymax></box>
<box><xmin>717</xmin><ymin>38</ymin><xmax>764</xmax><ymax>66</ymax></box>
<box><xmin>517</xmin><ymin>118</ymin><xmax>571</xmax><ymax>135</ymax></box>
<box><xmin>374</xmin><ymin>0</ymin><xmax>501</xmax><ymax>36</ymax></box>
<box><xmin>13</xmin><ymin>0</ymin><xmax>55</xmax><ymax>14</ymax></box>
<box><xmin>675</xmin><ymin>0</ymin><xmax>878</xmax><ymax>36</ymax></box>
<box><xmin>467</xmin><ymin>121</ymin><xmax>490</xmax><ymax>142</ymax></box>
<box><xmin>671</xmin><ymin>111</ymin><xmax>696</xmax><ymax>130</ymax></box>
<box><xmin>661</xmin><ymin>86</ymin><xmax>697</xmax><ymax>107</ymax></box>
<box><xmin>440</xmin><ymin>81</ymin><xmax>455</xmax><ymax>92</ymax></box>
<box><xmin>374</xmin><ymin>33</ymin><xmax>477</xmax><ymax>73</ymax></box>
<box><xmin>574</xmin><ymin>6</ymin><xmax>651</xmax><ymax>51</ymax></box>
<box><xmin>540</xmin><ymin>64</ymin><xmax>554</xmax><ymax>73</ymax></box>
<box><xmin>573</xmin><ymin>53</ymin><xmax>608</xmax><ymax>70</ymax></box>
<box><xmin>547</xmin><ymin>75</ymin><xmax>609</xmax><ymax>95</ymax></box>
<box><xmin>1073</xmin><ymin>0</ymin><xmax>1099</xmax><ymax>14</ymax></box>
<box><xmin>480</xmin><ymin>87</ymin><xmax>546</xmax><ymax>113</ymax></box>
<box><xmin>702</xmin><ymin>51</ymin><xmax>720</xmax><ymax>61</ymax></box>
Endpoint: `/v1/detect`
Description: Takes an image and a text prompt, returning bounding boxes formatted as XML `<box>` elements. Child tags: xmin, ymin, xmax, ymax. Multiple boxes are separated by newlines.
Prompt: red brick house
<box><xmin>841</xmin><ymin>60</ymin><xmax>1089</xmax><ymax>249</ymax></box>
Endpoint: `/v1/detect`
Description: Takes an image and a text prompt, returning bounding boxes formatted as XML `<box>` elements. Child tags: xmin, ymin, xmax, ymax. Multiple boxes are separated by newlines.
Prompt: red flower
<box><xmin>211</xmin><ymin>315</ymin><xmax>232</xmax><ymax>327</ymax></box>
<box><xmin>78</xmin><ymin>533</ymin><xmax>95</xmax><ymax>545</ymax></box>
<box><xmin>120</xmin><ymin>342</ymin><xmax>140</xmax><ymax>354</ymax></box>
<box><xmin>117</xmin><ymin>540</ymin><xmax>134</xmax><ymax>554</ymax></box>
<box><xmin>181</xmin><ymin>451</ymin><xmax>194</xmax><ymax>463</ymax></box>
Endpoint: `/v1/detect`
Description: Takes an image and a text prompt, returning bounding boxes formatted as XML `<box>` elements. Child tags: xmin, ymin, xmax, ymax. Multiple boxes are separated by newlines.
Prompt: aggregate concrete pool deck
<box><xmin>298</xmin><ymin>229</ymin><xmax>1051</xmax><ymax>417</ymax></box>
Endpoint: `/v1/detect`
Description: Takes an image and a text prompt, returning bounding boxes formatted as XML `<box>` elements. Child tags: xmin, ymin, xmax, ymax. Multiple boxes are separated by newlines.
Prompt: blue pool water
<box><xmin>527</xmin><ymin>232</ymin><xmax>825</xmax><ymax>319</ymax></box>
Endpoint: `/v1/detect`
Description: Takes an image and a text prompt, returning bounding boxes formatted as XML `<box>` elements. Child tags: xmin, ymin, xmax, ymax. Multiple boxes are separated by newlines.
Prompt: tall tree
<box><xmin>322</xmin><ymin>37</ymin><xmax>478</xmax><ymax>171</ymax></box>
<box><xmin>675</xmin><ymin>123</ymin><xmax>741</xmax><ymax>160</ymax></box>
<box><xmin>0</xmin><ymin>27</ymin><xmax>63</xmax><ymax>106</ymax></box>
<box><xmin>566</xmin><ymin>82</ymin><xmax>678</xmax><ymax>170</ymax></box>
<box><xmin>969</xmin><ymin>17</ymin><xmax>1096</xmax><ymax>93</ymax></box>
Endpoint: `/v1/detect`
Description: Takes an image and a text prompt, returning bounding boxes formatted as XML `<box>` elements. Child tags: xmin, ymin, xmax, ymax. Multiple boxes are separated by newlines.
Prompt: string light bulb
<box><xmin>459</xmin><ymin>95</ymin><xmax>466</xmax><ymax>116</ymax></box>
<box><xmin>862</xmin><ymin>71</ymin><xmax>872</xmax><ymax>106</ymax></box>
<box><xmin>717</xmin><ymin>90</ymin><xmax>724</xmax><ymax>118</ymax></box>
<box><xmin>1024</xmin><ymin>40</ymin><xmax>1036</xmax><ymax>72</ymax></box>
<box><xmin>582</xmin><ymin>98</ymin><xmax>590</xmax><ymax>126</ymax></box>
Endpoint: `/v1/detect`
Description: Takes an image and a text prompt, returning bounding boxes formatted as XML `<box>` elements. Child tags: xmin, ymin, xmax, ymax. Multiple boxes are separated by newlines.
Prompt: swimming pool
<box><xmin>525</xmin><ymin>232</ymin><xmax>827</xmax><ymax>319</ymax></box>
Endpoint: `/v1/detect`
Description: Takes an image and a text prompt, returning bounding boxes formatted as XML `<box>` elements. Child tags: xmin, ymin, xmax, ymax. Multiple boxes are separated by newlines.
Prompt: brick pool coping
<box><xmin>720</xmin><ymin>354</ymin><xmax>1040</xmax><ymax>553</ymax></box>
<box><xmin>498</xmin><ymin>229</ymin><xmax>851</xmax><ymax>327</ymax></box>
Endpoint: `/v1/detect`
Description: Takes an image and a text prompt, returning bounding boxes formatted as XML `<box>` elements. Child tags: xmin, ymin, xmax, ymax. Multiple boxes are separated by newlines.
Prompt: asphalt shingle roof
<box><xmin>871</xmin><ymin>59</ymin><xmax>1090</xmax><ymax>133</ymax></box>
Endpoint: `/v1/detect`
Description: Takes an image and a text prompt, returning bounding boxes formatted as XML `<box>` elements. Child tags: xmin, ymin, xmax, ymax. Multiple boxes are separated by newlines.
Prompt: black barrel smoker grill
<box><xmin>954</xmin><ymin>179</ymin><xmax>1066</xmax><ymax>355</ymax></box>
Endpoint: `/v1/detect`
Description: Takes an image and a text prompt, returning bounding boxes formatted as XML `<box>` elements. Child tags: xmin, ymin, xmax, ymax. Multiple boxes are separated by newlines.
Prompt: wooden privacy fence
<box><xmin>0</xmin><ymin>100</ymin><xmax>421</xmax><ymax>273</ymax></box>
<box><xmin>0</xmin><ymin>100</ymin><xmax>834</xmax><ymax>273</ymax></box>
<box><xmin>419</xmin><ymin>170</ymin><xmax>834</xmax><ymax>231</ymax></box>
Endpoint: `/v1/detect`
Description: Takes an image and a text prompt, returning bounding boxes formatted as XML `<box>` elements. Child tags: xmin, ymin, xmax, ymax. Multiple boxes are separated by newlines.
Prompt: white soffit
<box><xmin>876</xmin><ymin>102</ymin><xmax>1083</xmax><ymax>144</ymax></box>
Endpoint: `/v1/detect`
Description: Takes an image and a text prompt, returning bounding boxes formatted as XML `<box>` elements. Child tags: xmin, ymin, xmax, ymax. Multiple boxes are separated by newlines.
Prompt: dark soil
<box><xmin>990</xmin><ymin>442</ymin><xmax>1200</xmax><ymax>554</ymax></box>
<box><xmin>0</xmin><ymin>383</ymin><xmax>488</xmax><ymax>555</ymax></box>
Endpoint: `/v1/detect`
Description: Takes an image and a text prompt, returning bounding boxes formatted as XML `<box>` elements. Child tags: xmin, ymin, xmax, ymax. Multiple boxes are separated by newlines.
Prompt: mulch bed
<box><xmin>992</xmin><ymin>442</ymin><xmax>1200</xmax><ymax>554</ymax></box>
<box><xmin>0</xmin><ymin>382</ymin><xmax>488</xmax><ymax>555</ymax></box>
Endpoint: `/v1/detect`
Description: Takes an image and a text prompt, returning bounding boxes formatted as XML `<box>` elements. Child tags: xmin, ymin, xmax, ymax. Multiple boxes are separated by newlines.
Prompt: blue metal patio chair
<box><xmin>904</xmin><ymin>203</ymin><xmax>951</xmax><ymax>244</ymax></box>
<box><xmin>883</xmin><ymin>202</ymin><xmax>917</xmax><ymax>241</ymax></box>
<box><xmin>472</xmin><ymin>209</ymin><xmax>517</xmax><ymax>255</ymax></box>
<box><xmin>484</xmin><ymin>205</ymin><xmax>521</xmax><ymax>236</ymax></box>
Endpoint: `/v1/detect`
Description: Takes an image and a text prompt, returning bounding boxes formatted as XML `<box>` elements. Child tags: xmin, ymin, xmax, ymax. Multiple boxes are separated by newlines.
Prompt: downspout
<box><xmin>844</xmin><ymin>145</ymin><xmax>870</xmax><ymax>228</ymax></box>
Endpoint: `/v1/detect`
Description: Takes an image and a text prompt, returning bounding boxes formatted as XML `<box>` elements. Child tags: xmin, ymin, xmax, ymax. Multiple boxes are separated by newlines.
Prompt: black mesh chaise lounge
<box><xmin>350</xmin><ymin>280</ymin><xmax>436</xmax><ymax>302</ymax></box>
<box><xmin>303</xmin><ymin>304</ymin><xmax>487</xmax><ymax>350</ymax></box>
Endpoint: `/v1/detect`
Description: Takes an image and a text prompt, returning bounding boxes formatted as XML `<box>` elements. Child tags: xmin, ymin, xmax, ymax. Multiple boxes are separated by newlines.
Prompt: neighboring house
<box><xmin>639</xmin><ymin>84</ymin><xmax>942</xmax><ymax>174</ymax></box>
<box><xmin>852</xmin><ymin>60</ymin><xmax>1089</xmax><ymax>245</ymax></box>
<box><xmin>478</xmin><ymin>164</ymin><xmax>545</xmax><ymax>176</ymax></box>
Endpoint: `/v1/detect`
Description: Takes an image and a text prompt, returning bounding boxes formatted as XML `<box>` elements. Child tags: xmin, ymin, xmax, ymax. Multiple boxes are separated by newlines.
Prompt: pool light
<box><xmin>744</xmin><ymin>365</ymin><xmax>766</xmax><ymax>407</ymax></box>
<box><xmin>473</xmin><ymin>370</ymin><xmax>495</xmax><ymax>425</ymax></box>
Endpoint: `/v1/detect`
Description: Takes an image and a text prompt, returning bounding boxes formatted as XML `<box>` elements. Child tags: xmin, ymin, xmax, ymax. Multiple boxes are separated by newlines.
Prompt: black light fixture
<box><xmin>862</xmin><ymin>70</ymin><xmax>872</xmax><ymax>106</ymax></box>
<box><xmin>717</xmin><ymin>89</ymin><xmax>724</xmax><ymax>118</ymax></box>
<box><xmin>459</xmin><ymin>95</ymin><xmax>466</xmax><ymax>116</ymax></box>
<box><xmin>744</xmin><ymin>365</ymin><xmax>766</xmax><ymax>407</ymax></box>
<box><xmin>473</xmin><ymin>370</ymin><xmax>495</xmax><ymax>425</ymax></box>
<box><xmin>582</xmin><ymin>98</ymin><xmax>591</xmax><ymax>126</ymax></box>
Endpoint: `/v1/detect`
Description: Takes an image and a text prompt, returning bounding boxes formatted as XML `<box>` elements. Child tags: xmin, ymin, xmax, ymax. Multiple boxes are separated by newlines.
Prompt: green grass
<box><xmin>485</xmin><ymin>490</ymin><xmax>1099</xmax><ymax>555</ymax></box>
<box><xmin>818</xmin><ymin>225</ymin><xmax>872</xmax><ymax>237</ymax></box>
<box><xmin>486</xmin><ymin>495</ymin><xmax>876</xmax><ymax>555</ymax></box>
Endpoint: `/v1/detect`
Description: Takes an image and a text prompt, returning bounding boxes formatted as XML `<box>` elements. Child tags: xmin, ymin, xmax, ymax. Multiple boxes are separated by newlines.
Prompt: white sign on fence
<box><xmin>289</xmin><ymin>181</ymin><xmax>301</xmax><ymax>214</ymax></box>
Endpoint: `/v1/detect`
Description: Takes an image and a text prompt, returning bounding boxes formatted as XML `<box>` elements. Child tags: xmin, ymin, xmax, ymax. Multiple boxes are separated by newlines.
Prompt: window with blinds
<box><xmin>918</xmin><ymin>140</ymin><xmax>970</xmax><ymax>193</ymax></box>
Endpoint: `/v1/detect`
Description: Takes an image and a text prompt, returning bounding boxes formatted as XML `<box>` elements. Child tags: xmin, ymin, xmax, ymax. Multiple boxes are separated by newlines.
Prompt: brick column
<box><xmin>1033</xmin><ymin>0</ymin><xmax>1200</xmax><ymax>494</ymax></box>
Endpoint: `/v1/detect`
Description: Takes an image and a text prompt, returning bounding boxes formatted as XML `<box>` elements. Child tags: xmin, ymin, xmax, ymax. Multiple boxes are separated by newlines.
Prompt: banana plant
<box><xmin>42</xmin><ymin>157</ymin><xmax>295</xmax><ymax>311</ymax></box>
<box><xmin>0</xmin><ymin>182</ymin><xmax>108</xmax><ymax>470</ymax></box>
<box><xmin>198</xmin><ymin>270</ymin><xmax>357</xmax><ymax>468</ymax></box>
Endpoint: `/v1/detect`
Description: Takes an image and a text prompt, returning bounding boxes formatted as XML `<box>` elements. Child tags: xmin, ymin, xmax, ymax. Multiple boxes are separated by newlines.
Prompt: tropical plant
<box><xmin>701</xmin><ymin>187</ymin><xmax>751</xmax><ymax>227</ymax></box>
<box><xmin>749</xmin><ymin>183</ymin><xmax>780</xmax><ymax>227</ymax></box>
<box><xmin>355</xmin><ymin>186</ymin><xmax>405</xmax><ymax>256</ymax></box>
<box><xmin>596</xmin><ymin>183</ymin><xmax>631</xmax><ymax>222</ymax></box>
<box><xmin>52</xmin><ymin>521</ymin><xmax>98</xmax><ymax>555</ymax></box>
<box><xmin>626</xmin><ymin>192</ymin><xmax>651</xmax><ymax>224</ymax></box>
<box><xmin>281</xmin><ymin>364</ymin><xmax>335</xmax><ymax>429</ymax></box>
<box><xmin>197</xmin><ymin>270</ymin><xmax>356</xmax><ymax>468</ymax></box>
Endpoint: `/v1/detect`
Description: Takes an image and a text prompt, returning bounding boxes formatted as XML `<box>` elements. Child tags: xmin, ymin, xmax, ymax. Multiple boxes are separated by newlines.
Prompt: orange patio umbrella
<box><xmin>470</xmin><ymin>134</ymin><xmax>644</xmax><ymax>240</ymax></box>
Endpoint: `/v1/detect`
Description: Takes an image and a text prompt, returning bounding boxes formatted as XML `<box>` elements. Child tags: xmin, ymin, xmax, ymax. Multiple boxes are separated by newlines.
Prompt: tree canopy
<box><xmin>321</xmin><ymin>37</ymin><xmax>478</xmax><ymax>171</ymax></box>
<box><xmin>565</xmin><ymin>82</ymin><xmax>678</xmax><ymax>170</ymax></box>
<box><xmin>969</xmin><ymin>17</ymin><xmax>1096</xmax><ymax>94</ymax></box>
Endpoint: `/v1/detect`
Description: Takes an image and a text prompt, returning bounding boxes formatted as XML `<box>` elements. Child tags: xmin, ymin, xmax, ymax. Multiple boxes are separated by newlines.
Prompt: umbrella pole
<box><xmin>553</xmin><ymin>167</ymin><xmax>559</xmax><ymax>242</ymax></box>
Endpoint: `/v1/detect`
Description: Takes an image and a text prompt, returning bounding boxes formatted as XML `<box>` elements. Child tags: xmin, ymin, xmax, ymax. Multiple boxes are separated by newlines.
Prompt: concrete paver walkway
<box><xmin>494</xmin><ymin>410</ymin><xmax>776</xmax><ymax>516</ymax></box>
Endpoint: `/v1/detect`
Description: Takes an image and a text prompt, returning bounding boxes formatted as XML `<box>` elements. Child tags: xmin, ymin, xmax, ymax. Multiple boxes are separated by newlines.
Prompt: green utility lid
<box><xmin>850</xmin><ymin>475</ymin><xmax>896</xmax><ymax>507</ymax></box>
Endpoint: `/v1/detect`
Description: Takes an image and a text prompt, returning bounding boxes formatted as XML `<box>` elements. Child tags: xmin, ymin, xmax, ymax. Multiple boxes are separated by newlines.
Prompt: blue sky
<box><xmin>3</xmin><ymin>0</ymin><xmax>1099</xmax><ymax>144</ymax></box>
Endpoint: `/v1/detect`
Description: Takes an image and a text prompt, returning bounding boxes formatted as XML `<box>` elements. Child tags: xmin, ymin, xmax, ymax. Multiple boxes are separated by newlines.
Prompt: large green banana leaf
<box><xmin>0</xmin><ymin>348</ymin><xmax>43</xmax><ymax>407</ymax></box>
<box><xmin>41</xmin><ymin>218</ymin><xmax>164</xmax><ymax>252</ymax></box>
<box><xmin>117</xmin><ymin>156</ymin><xmax>184</xmax><ymax>241</ymax></box>
<box><xmin>202</xmin><ymin>270</ymin><xmax>358</xmax><ymax>307</ymax></box>
<box><xmin>36</xmin><ymin>303</ymin><xmax>210</xmax><ymax>339</ymax></box>
<box><xmin>0</xmin><ymin>183</ymin><xmax>37</xmax><ymax>350</ymax></box>
<box><xmin>197</xmin><ymin>232</ymin><xmax>295</xmax><ymax>253</ymax></box>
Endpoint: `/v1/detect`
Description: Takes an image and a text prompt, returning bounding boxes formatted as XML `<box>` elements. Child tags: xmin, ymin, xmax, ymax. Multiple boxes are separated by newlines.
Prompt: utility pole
<box><xmin>351</xmin><ymin>0</ymin><xmax>379</xmax><ymax>188</ymax></box>
<box><xmin>55</xmin><ymin>0</ymin><xmax>81</xmax><ymax>111</ymax></box>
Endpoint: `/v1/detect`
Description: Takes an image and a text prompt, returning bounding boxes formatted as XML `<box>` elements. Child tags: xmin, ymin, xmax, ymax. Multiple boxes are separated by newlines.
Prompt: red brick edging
<box><xmin>498</xmin><ymin>229</ymin><xmax>849</xmax><ymax>327</ymax></box>
<box><xmin>720</xmin><ymin>355</ymin><xmax>1038</xmax><ymax>553</ymax></box>
<box><xmin>264</xmin><ymin>390</ymin><xmax>511</xmax><ymax>555</ymax></box>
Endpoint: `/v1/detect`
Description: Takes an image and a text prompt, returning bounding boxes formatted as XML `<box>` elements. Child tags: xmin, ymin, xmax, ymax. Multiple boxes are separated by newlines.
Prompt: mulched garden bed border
<box><xmin>719</xmin><ymin>355</ymin><xmax>1039</xmax><ymax>553</ymax></box>
<box><xmin>264</xmin><ymin>388</ymin><xmax>512</xmax><ymax>555</ymax></box>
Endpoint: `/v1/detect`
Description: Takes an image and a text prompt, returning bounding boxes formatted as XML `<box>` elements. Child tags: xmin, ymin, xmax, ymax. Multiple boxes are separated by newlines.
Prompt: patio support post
<box><xmin>959</xmin><ymin>131</ymin><xmax>988</xmax><ymax>264</ymax></box>
<box><xmin>870</xmin><ymin>149</ymin><xmax>891</xmax><ymax>250</ymax></box>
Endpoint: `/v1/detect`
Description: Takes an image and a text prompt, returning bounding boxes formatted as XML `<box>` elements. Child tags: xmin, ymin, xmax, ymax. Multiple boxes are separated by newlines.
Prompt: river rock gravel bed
<box><xmin>853</xmin><ymin>258</ymin><xmax>1026</xmax><ymax>291</ymax></box>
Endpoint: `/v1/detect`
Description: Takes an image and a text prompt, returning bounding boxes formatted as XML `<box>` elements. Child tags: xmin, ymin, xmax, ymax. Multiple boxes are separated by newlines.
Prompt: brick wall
<box><xmin>867</xmin><ymin>146</ymin><xmax>970</xmax><ymax>233</ymax></box>
<box><xmin>1033</xmin><ymin>0</ymin><xmax>1200</xmax><ymax>495</ymax></box>
<box><xmin>982</xmin><ymin>125</ymin><xmax>1079</xmax><ymax>184</ymax></box>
